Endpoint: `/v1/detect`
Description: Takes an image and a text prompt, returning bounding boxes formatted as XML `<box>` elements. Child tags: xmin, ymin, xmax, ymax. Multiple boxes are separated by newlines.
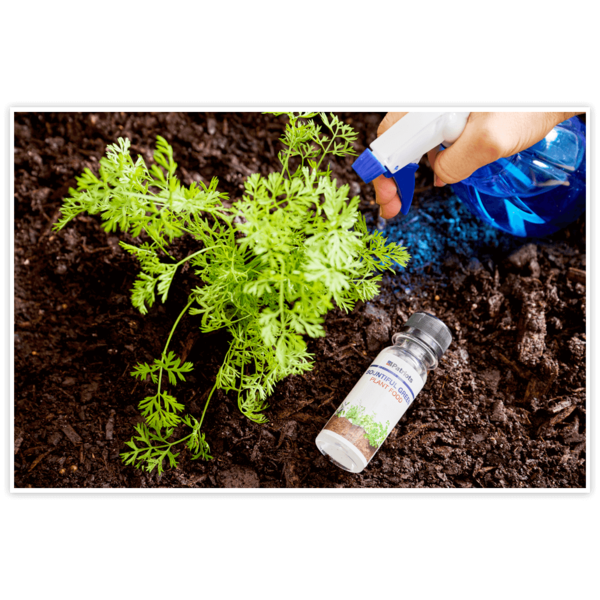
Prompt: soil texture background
<box><xmin>13</xmin><ymin>112</ymin><xmax>587</xmax><ymax>488</ymax></box>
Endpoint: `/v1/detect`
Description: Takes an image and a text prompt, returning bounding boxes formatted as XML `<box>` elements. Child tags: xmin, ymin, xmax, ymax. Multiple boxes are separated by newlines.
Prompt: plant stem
<box><xmin>147</xmin><ymin>231</ymin><xmax>177</xmax><ymax>261</ymax></box>
<box><xmin>154</xmin><ymin>296</ymin><xmax>195</xmax><ymax>420</ymax></box>
<box><xmin>135</xmin><ymin>432</ymin><xmax>195</xmax><ymax>454</ymax></box>
<box><xmin>175</xmin><ymin>246</ymin><xmax>215</xmax><ymax>268</ymax></box>
<box><xmin>198</xmin><ymin>381</ymin><xmax>219</xmax><ymax>429</ymax></box>
<box><xmin>162</xmin><ymin>297</ymin><xmax>195</xmax><ymax>357</ymax></box>
<box><xmin>279</xmin><ymin>259</ymin><xmax>286</xmax><ymax>332</ymax></box>
<box><xmin>314</xmin><ymin>122</ymin><xmax>338</xmax><ymax>173</ymax></box>
<box><xmin>280</xmin><ymin>115</ymin><xmax>296</xmax><ymax>179</ymax></box>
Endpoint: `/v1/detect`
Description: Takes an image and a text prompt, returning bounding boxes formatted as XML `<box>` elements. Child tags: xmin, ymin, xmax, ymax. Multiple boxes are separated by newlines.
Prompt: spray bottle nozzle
<box><xmin>352</xmin><ymin>112</ymin><xmax>470</xmax><ymax>216</ymax></box>
<box><xmin>352</xmin><ymin>149</ymin><xmax>386</xmax><ymax>183</ymax></box>
<box><xmin>352</xmin><ymin>151</ymin><xmax>420</xmax><ymax>216</ymax></box>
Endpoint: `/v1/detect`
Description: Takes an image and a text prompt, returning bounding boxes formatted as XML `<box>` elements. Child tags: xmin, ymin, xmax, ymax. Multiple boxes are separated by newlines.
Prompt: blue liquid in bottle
<box><xmin>450</xmin><ymin>116</ymin><xmax>586</xmax><ymax>237</ymax></box>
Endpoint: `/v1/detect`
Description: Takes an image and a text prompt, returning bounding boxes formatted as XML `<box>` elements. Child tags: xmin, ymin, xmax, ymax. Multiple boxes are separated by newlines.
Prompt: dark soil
<box><xmin>13</xmin><ymin>111</ymin><xmax>587</xmax><ymax>488</ymax></box>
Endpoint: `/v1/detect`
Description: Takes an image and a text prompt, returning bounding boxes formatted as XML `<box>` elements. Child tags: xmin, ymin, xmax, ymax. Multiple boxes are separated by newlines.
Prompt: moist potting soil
<box><xmin>13</xmin><ymin>112</ymin><xmax>586</xmax><ymax>488</ymax></box>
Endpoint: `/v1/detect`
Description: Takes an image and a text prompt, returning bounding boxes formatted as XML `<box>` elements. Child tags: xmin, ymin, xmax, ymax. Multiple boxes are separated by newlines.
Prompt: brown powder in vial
<box><xmin>324</xmin><ymin>416</ymin><xmax>378</xmax><ymax>461</ymax></box>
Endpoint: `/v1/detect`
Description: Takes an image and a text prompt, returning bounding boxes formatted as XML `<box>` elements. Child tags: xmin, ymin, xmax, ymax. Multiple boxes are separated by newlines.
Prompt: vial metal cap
<box><xmin>402</xmin><ymin>312</ymin><xmax>452</xmax><ymax>359</ymax></box>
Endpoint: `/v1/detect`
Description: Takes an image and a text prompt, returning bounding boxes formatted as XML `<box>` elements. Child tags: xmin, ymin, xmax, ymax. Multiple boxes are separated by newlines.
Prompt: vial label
<box><xmin>323</xmin><ymin>350</ymin><xmax>424</xmax><ymax>462</ymax></box>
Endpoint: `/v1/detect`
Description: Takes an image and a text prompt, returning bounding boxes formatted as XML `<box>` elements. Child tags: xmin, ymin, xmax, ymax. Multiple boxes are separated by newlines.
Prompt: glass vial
<box><xmin>315</xmin><ymin>312</ymin><xmax>452</xmax><ymax>473</ymax></box>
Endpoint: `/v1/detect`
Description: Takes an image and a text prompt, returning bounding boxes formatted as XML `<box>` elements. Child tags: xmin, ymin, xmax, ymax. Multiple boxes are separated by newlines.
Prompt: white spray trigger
<box><xmin>370</xmin><ymin>112</ymin><xmax>470</xmax><ymax>175</ymax></box>
<box><xmin>351</xmin><ymin>111</ymin><xmax>472</xmax><ymax>217</ymax></box>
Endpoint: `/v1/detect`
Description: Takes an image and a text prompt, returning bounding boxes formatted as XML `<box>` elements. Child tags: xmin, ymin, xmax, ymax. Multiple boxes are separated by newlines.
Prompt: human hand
<box><xmin>373</xmin><ymin>111</ymin><xmax>582</xmax><ymax>219</ymax></box>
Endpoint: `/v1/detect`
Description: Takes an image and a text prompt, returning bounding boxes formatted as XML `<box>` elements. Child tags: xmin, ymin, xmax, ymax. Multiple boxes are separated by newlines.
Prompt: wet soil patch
<box><xmin>14</xmin><ymin>111</ymin><xmax>586</xmax><ymax>488</ymax></box>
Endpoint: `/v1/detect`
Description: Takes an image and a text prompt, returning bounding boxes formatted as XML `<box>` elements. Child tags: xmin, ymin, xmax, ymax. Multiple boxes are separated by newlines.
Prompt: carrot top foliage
<box><xmin>54</xmin><ymin>113</ymin><xmax>410</xmax><ymax>474</ymax></box>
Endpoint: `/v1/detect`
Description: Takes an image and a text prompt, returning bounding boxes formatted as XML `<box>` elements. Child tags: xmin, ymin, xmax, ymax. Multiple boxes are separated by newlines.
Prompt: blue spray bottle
<box><xmin>352</xmin><ymin>112</ymin><xmax>586</xmax><ymax>237</ymax></box>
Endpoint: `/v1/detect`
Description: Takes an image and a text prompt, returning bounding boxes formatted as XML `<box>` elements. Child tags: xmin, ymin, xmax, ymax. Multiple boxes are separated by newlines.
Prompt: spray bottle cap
<box><xmin>392</xmin><ymin>312</ymin><xmax>453</xmax><ymax>360</ymax></box>
<box><xmin>352</xmin><ymin>112</ymin><xmax>470</xmax><ymax>215</ymax></box>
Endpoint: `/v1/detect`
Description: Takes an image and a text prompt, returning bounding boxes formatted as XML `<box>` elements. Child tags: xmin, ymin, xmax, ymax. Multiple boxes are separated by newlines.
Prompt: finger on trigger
<box><xmin>374</xmin><ymin>175</ymin><xmax>399</xmax><ymax>206</ymax></box>
<box><xmin>379</xmin><ymin>197</ymin><xmax>401</xmax><ymax>219</ymax></box>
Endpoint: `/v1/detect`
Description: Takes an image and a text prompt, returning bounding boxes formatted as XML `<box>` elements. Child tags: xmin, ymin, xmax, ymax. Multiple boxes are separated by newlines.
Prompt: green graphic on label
<box><xmin>323</xmin><ymin>350</ymin><xmax>425</xmax><ymax>462</ymax></box>
<box><xmin>337</xmin><ymin>404</ymin><xmax>390</xmax><ymax>448</ymax></box>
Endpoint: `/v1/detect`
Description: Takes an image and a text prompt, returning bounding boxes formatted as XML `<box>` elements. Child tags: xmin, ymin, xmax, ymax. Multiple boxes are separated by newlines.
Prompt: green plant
<box><xmin>54</xmin><ymin>112</ymin><xmax>410</xmax><ymax>474</ymax></box>
<box><xmin>338</xmin><ymin>404</ymin><xmax>390</xmax><ymax>447</ymax></box>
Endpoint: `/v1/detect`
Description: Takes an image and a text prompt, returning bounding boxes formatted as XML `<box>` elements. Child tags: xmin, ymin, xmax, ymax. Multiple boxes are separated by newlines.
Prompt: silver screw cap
<box><xmin>403</xmin><ymin>312</ymin><xmax>452</xmax><ymax>358</ymax></box>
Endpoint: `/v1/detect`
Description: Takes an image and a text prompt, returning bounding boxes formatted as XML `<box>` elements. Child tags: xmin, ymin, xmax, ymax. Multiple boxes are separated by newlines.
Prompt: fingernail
<box><xmin>434</xmin><ymin>176</ymin><xmax>446</xmax><ymax>187</ymax></box>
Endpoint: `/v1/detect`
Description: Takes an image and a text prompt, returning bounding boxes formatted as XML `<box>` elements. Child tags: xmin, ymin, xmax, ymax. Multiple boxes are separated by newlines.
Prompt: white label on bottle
<box><xmin>324</xmin><ymin>350</ymin><xmax>425</xmax><ymax>462</ymax></box>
